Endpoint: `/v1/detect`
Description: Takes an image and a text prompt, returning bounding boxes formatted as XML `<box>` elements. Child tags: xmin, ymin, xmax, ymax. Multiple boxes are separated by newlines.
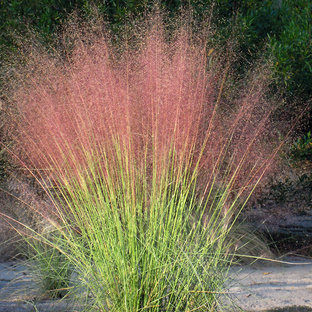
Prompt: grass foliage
<box><xmin>2</xmin><ymin>11</ymin><xmax>280</xmax><ymax>311</ymax></box>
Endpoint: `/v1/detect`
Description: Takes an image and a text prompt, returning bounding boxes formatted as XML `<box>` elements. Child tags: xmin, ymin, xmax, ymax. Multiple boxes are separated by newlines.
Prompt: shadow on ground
<box><xmin>262</xmin><ymin>307</ymin><xmax>312</xmax><ymax>312</ymax></box>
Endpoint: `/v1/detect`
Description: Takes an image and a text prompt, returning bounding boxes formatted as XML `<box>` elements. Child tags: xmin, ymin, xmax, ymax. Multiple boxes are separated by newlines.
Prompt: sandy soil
<box><xmin>225</xmin><ymin>256</ymin><xmax>312</xmax><ymax>311</ymax></box>
<box><xmin>1</xmin><ymin>257</ymin><xmax>312</xmax><ymax>311</ymax></box>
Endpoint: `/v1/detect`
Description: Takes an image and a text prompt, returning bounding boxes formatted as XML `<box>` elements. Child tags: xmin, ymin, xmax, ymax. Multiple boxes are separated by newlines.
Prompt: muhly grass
<box><xmin>41</xmin><ymin>142</ymin><xmax>235</xmax><ymax>311</ymax></box>
<box><xmin>1</xmin><ymin>11</ymin><xmax>282</xmax><ymax>311</ymax></box>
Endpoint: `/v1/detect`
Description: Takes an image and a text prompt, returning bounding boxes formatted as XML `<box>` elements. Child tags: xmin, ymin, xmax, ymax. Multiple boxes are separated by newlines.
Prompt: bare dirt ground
<box><xmin>225</xmin><ymin>256</ymin><xmax>312</xmax><ymax>311</ymax></box>
<box><xmin>1</xmin><ymin>257</ymin><xmax>312</xmax><ymax>312</ymax></box>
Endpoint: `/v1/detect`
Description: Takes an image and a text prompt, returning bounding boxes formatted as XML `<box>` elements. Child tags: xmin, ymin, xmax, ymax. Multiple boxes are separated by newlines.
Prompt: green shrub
<box><xmin>290</xmin><ymin>131</ymin><xmax>312</xmax><ymax>163</ymax></box>
<box><xmin>268</xmin><ymin>0</ymin><xmax>312</xmax><ymax>100</ymax></box>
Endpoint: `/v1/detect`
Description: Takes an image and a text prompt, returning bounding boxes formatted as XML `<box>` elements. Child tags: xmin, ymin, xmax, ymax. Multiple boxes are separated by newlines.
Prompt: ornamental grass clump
<box><xmin>3</xmin><ymin>12</ymin><xmax>278</xmax><ymax>311</ymax></box>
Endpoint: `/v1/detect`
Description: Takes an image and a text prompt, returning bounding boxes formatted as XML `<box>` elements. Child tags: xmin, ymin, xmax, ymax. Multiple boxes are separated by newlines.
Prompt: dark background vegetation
<box><xmin>0</xmin><ymin>0</ymin><xmax>311</xmax><ymax>200</ymax></box>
